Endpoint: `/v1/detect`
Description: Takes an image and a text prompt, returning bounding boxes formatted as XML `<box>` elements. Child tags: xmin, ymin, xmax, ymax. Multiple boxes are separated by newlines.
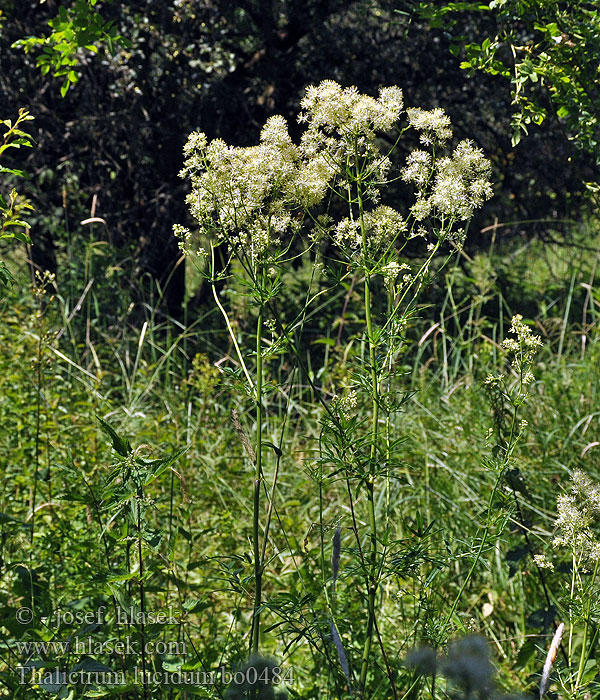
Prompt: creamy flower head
<box><xmin>572</xmin><ymin>470</ymin><xmax>600</xmax><ymax>514</ymax></box>
<box><xmin>299</xmin><ymin>80</ymin><xmax>403</xmax><ymax>135</ymax></box>
<box><xmin>179</xmin><ymin>115</ymin><xmax>328</xmax><ymax>263</ymax></box>
<box><xmin>381</xmin><ymin>261</ymin><xmax>410</xmax><ymax>290</ymax></box>
<box><xmin>295</xmin><ymin>152</ymin><xmax>335</xmax><ymax>207</ymax></box>
<box><xmin>333</xmin><ymin>205</ymin><xmax>406</xmax><ymax>254</ymax></box>
<box><xmin>408</xmin><ymin>140</ymin><xmax>492</xmax><ymax>225</ymax></box>
<box><xmin>502</xmin><ymin>314</ymin><xmax>543</xmax><ymax>382</ymax></box>
<box><xmin>332</xmin><ymin>389</ymin><xmax>358</xmax><ymax>419</ymax></box>
<box><xmin>554</xmin><ymin>471</ymin><xmax>600</xmax><ymax>565</ymax></box>
<box><xmin>177</xmin><ymin>82</ymin><xmax>494</xmax><ymax>264</ymax></box>
<box><xmin>533</xmin><ymin>554</ymin><xmax>554</xmax><ymax>570</ymax></box>
<box><xmin>298</xmin><ymin>81</ymin><xmax>404</xmax><ymax>203</ymax></box>
<box><xmin>260</xmin><ymin>115</ymin><xmax>293</xmax><ymax>147</ymax></box>
<box><xmin>402</xmin><ymin>150</ymin><xmax>432</xmax><ymax>188</ymax></box>
<box><xmin>407</xmin><ymin>107</ymin><xmax>453</xmax><ymax>146</ymax></box>
<box><xmin>183</xmin><ymin>130</ymin><xmax>207</xmax><ymax>156</ymax></box>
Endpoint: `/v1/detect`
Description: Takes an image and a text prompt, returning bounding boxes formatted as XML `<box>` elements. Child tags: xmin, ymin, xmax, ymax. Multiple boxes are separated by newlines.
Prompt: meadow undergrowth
<box><xmin>0</xmin><ymin>86</ymin><xmax>600</xmax><ymax>699</ymax></box>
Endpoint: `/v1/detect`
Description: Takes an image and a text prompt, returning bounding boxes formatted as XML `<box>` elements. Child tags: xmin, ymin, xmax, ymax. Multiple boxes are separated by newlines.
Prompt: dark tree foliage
<box><xmin>0</xmin><ymin>0</ymin><xmax>594</xmax><ymax>316</ymax></box>
<box><xmin>417</xmin><ymin>0</ymin><xmax>600</xmax><ymax>158</ymax></box>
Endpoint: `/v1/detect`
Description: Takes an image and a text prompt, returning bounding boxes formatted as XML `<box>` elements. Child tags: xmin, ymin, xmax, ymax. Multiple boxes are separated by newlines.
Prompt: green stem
<box><xmin>438</xmin><ymin>467</ymin><xmax>504</xmax><ymax>641</ymax></box>
<box><xmin>251</xmin><ymin>292</ymin><xmax>264</xmax><ymax>656</ymax></box>
<box><xmin>568</xmin><ymin>552</ymin><xmax>576</xmax><ymax>690</ymax></box>
<box><xmin>358</xmin><ymin>186</ymin><xmax>380</xmax><ymax>695</ymax></box>
<box><xmin>31</xmin><ymin>318</ymin><xmax>42</xmax><ymax>548</ymax></box>
<box><xmin>136</xmin><ymin>489</ymin><xmax>148</xmax><ymax>700</ymax></box>
<box><xmin>209</xmin><ymin>244</ymin><xmax>254</xmax><ymax>391</ymax></box>
<box><xmin>575</xmin><ymin>558</ymin><xmax>599</xmax><ymax>690</ymax></box>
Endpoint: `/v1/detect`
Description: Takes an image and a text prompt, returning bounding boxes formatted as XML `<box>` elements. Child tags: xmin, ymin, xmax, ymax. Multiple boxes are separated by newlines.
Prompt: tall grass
<box><xmin>1</xmin><ymin>119</ymin><xmax>600</xmax><ymax>699</ymax></box>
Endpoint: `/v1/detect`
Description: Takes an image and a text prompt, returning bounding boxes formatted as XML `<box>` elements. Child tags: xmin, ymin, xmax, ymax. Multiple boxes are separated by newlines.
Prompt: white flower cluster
<box><xmin>404</xmin><ymin>140</ymin><xmax>493</xmax><ymax>227</ymax></box>
<box><xmin>402</xmin><ymin>150</ymin><xmax>432</xmax><ymax>188</ymax></box>
<box><xmin>332</xmin><ymin>390</ymin><xmax>358</xmax><ymax>419</ymax></box>
<box><xmin>298</xmin><ymin>81</ymin><xmax>403</xmax><ymax>201</ymax></box>
<box><xmin>502</xmin><ymin>314</ymin><xmax>543</xmax><ymax>384</ymax></box>
<box><xmin>533</xmin><ymin>553</ymin><xmax>554</xmax><ymax>570</ymax></box>
<box><xmin>572</xmin><ymin>470</ymin><xmax>600</xmax><ymax>512</ymax></box>
<box><xmin>483</xmin><ymin>373</ymin><xmax>503</xmax><ymax>387</ymax></box>
<box><xmin>173</xmin><ymin>223</ymin><xmax>191</xmax><ymax>254</ymax></box>
<box><xmin>177</xmin><ymin>81</ymin><xmax>494</xmax><ymax>266</ymax></box>
<box><xmin>381</xmin><ymin>261</ymin><xmax>410</xmax><ymax>290</ymax></box>
<box><xmin>299</xmin><ymin>80</ymin><xmax>404</xmax><ymax>138</ymax></box>
<box><xmin>178</xmin><ymin>115</ymin><xmax>329</xmax><ymax>264</ymax></box>
<box><xmin>406</xmin><ymin>107</ymin><xmax>453</xmax><ymax>146</ymax></box>
<box><xmin>334</xmin><ymin>205</ymin><xmax>406</xmax><ymax>254</ymax></box>
<box><xmin>554</xmin><ymin>470</ymin><xmax>600</xmax><ymax>564</ymax></box>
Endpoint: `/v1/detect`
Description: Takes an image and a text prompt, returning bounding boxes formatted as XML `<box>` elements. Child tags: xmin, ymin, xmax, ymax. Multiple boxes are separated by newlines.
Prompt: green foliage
<box><xmin>416</xmin><ymin>0</ymin><xmax>600</xmax><ymax>159</ymax></box>
<box><xmin>0</xmin><ymin>108</ymin><xmax>34</xmax><ymax>290</ymax></box>
<box><xmin>12</xmin><ymin>0</ymin><xmax>130</xmax><ymax>96</ymax></box>
<box><xmin>3</xmin><ymin>6</ymin><xmax>600</xmax><ymax>695</ymax></box>
<box><xmin>1</xmin><ymin>219</ymin><xmax>600</xmax><ymax>697</ymax></box>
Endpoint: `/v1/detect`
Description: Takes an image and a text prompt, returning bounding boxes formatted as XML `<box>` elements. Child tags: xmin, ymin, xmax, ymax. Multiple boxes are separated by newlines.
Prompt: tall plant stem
<box><xmin>136</xmin><ymin>490</ymin><xmax>148</xmax><ymax>700</ymax></box>
<box><xmin>358</xmin><ymin>187</ymin><xmax>380</xmax><ymax>695</ymax></box>
<box><xmin>439</xmin><ymin>383</ymin><xmax>526</xmax><ymax>642</ymax></box>
<box><xmin>575</xmin><ymin>558</ymin><xmax>600</xmax><ymax>690</ymax></box>
<box><xmin>438</xmin><ymin>469</ymin><xmax>503</xmax><ymax>642</ymax></box>
<box><xmin>210</xmin><ymin>244</ymin><xmax>254</xmax><ymax>391</ymax></box>
<box><xmin>251</xmin><ymin>295</ymin><xmax>264</xmax><ymax>656</ymax></box>
<box><xmin>31</xmin><ymin>320</ymin><xmax>42</xmax><ymax>547</ymax></box>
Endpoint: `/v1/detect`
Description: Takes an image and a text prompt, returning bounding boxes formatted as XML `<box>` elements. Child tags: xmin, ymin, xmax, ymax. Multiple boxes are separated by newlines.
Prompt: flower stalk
<box><xmin>251</xmin><ymin>275</ymin><xmax>264</xmax><ymax>656</ymax></box>
<box><xmin>358</xmin><ymin>183</ymin><xmax>380</xmax><ymax>694</ymax></box>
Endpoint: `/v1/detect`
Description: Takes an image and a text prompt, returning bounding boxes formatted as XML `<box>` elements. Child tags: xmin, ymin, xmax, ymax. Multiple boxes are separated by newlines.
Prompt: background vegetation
<box><xmin>1</xmin><ymin>1</ymin><xmax>599</xmax><ymax>699</ymax></box>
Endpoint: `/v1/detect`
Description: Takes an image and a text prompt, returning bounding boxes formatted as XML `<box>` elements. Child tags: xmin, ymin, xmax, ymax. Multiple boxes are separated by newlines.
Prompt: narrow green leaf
<box><xmin>143</xmin><ymin>447</ymin><xmax>187</xmax><ymax>485</ymax></box>
<box><xmin>0</xmin><ymin>167</ymin><xmax>28</xmax><ymax>177</ymax></box>
<box><xmin>97</xmin><ymin>416</ymin><xmax>132</xmax><ymax>457</ymax></box>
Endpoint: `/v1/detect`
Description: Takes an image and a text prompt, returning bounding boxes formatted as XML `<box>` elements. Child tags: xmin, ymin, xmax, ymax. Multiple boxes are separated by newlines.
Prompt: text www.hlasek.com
<box><xmin>13</xmin><ymin>637</ymin><xmax>185</xmax><ymax>656</ymax></box>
